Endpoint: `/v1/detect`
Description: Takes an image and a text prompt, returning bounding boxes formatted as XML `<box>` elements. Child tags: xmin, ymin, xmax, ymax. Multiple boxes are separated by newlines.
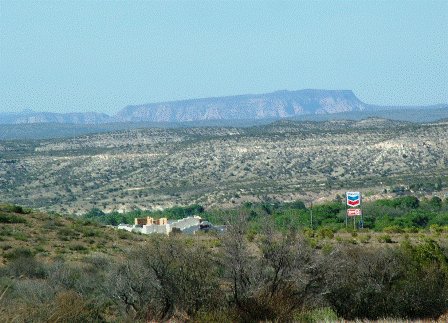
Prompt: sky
<box><xmin>0</xmin><ymin>0</ymin><xmax>447</xmax><ymax>114</ymax></box>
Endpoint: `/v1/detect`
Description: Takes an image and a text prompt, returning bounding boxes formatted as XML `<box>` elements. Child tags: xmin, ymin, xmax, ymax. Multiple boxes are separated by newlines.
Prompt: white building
<box><xmin>117</xmin><ymin>216</ymin><xmax>202</xmax><ymax>235</ymax></box>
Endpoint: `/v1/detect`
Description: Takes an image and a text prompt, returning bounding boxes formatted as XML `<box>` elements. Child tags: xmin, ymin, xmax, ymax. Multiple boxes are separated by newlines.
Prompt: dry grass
<box><xmin>0</xmin><ymin>204</ymin><xmax>148</xmax><ymax>264</ymax></box>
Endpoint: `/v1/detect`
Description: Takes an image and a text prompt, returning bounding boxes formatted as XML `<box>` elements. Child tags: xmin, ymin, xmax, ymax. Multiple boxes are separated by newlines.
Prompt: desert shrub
<box><xmin>324</xmin><ymin>246</ymin><xmax>403</xmax><ymax>319</ymax></box>
<box><xmin>324</xmin><ymin>241</ymin><xmax>448</xmax><ymax>320</ymax></box>
<box><xmin>359</xmin><ymin>234</ymin><xmax>371</xmax><ymax>244</ymax></box>
<box><xmin>429</xmin><ymin>196</ymin><xmax>443</xmax><ymax>208</ymax></box>
<box><xmin>6</xmin><ymin>256</ymin><xmax>47</xmax><ymax>278</ymax></box>
<box><xmin>395</xmin><ymin>239</ymin><xmax>448</xmax><ymax>318</ymax></box>
<box><xmin>404</xmin><ymin>226</ymin><xmax>420</xmax><ymax>233</ymax></box>
<box><xmin>57</xmin><ymin>228</ymin><xmax>79</xmax><ymax>240</ymax></box>
<box><xmin>4</xmin><ymin>247</ymin><xmax>34</xmax><ymax>260</ymax></box>
<box><xmin>5</xmin><ymin>290</ymin><xmax>103</xmax><ymax>323</ymax></box>
<box><xmin>117</xmin><ymin>229</ymin><xmax>132</xmax><ymax>239</ymax></box>
<box><xmin>284</xmin><ymin>200</ymin><xmax>307</xmax><ymax>210</ymax></box>
<box><xmin>317</xmin><ymin>227</ymin><xmax>334</xmax><ymax>239</ymax></box>
<box><xmin>0</xmin><ymin>213</ymin><xmax>26</xmax><ymax>224</ymax></box>
<box><xmin>378</xmin><ymin>234</ymin><xmax>393</xmax><ymax>243</ymax></box>
<box><xmin>12</xmin><ymin>230</ymin><xmax>27</xmax><ymax>241</ymax></box>
<box><xmin>294</xmin><ymin>307</ymin><xmax>339</xmax><ymax>322</ymax></box>
<box><xmin>376</xmin><ymin>196</ymin><xmax>420</xmax><ymax>209</ymax></box>
<box><xmin>220</xmin><ymin>215</ymin><xmax>317</xmax><ymax>322</ymax></box>
<box><xmin>383</xmin><ymin>225</ymin><xmax>404</xmax><ymax>233</ymax></box>
<box><xmin>78</xmin><ymin>227</ymin><xmax>101</xmax><ymax>237</ymax></box>
<box><xmin>107</xmin><ymin>235</ymin><xmax>223</xmax><ymax>321</ymax></box>
<box><xmin>0</xmin><ymin>226</ymin><xmax>13</xmax><ymax>237</ymax></box>
<box><xmin>0</xmin><ymin>204</ymin><xmax>27</xmax><ymax>214</ymax></box>
<box><xmin>69</xmin><ymin>243</ymin><xmax>87</xmax><ymax>252</ymax></box>
<box><xmin>4</xmin><ymin>248</ymin><xmax>46</xmax><ymax>278</ymax></box>
<box><xmin>84</xmin><ymin>208</ymin><xmax>105</xmax><ymax>218</ymax></box>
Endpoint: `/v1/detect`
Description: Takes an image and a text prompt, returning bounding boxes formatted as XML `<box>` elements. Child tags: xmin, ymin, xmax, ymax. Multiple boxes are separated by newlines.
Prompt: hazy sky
<box><xmin>1</xmin><ymin>0</ymin><xmax>447</xmax><ymax>114</ymax></box>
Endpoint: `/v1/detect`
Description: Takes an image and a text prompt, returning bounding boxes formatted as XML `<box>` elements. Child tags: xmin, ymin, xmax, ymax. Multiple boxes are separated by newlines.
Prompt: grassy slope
<box><xmin>0</xmin><ymin>203</ymin><xmax>148</xmax><ymax>265</ymax></box>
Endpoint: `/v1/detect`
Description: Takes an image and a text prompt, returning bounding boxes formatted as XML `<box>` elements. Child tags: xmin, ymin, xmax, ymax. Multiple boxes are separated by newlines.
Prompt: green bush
<box><xmin>4</xmin><ymin>247</ymin><xmax>34</xmax><ymax>260</ymax></box>
<box><xmin>295</xmin><ymin>307</ymin><xmax>339</xmax><ymax>322</ymax></box>
<box><xmin>0</xmin><ymin>204</ymin><xmax>27</xmax><ymax>214</ymax></box>
<box><xmin>378</xmin><ymin>234</ymin><xmax>393</xmax><ymax>243</ymax></box>
<box><xmin>12</xmin><ymin>231</ymin><xmax>27</xmax><ymax>241</ymax></box>
<box><xmin>317</xmin><ymin>227</ymin><xmax>334</xmax><ymax>239</ymax></box>
<box><xmin>69</xmin><ymin>243</ymin><xmax>88</xmax><ymax>251</ymax></box>
<box><xmin>383</xmin><ymin>225</ymin><xmax>404</xmax><ymax>233</ymax></box>
<box><xmin>0</xmin><ymin>213</ymin><xmax>27</xmax><ymax>224</ymax></box>
<box><xmin>359</xmin><ymin>234</ymin><xmax>371</xmax><ymax>244</ymax></box>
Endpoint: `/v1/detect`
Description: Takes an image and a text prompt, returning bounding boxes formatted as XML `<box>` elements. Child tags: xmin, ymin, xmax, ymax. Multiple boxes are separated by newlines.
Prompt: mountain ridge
<box><xmin>1</xmin><ymin>89</ymin><xmax>446</xmax><ymax>125</ymax></box>
<box><xmin>115</xmin><ymin>89</ymin><xmax>369</xmax><ymax>122</ymax></box>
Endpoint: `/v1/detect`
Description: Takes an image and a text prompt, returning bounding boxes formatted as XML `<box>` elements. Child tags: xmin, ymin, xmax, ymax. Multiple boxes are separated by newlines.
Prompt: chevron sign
<box><xmin>346</xmin><ymin>192</ymin><xmax>361</xmax><ymax>207</ymax></box>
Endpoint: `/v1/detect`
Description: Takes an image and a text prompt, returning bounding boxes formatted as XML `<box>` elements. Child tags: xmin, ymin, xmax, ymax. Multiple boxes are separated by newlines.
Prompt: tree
<box><xmin>84</xmin><ymin>208</ymin><xmax>105</xmax><ymax>218</ymax></box>
<box><xmin>429</xmin><ymin>196</ymin><xmax>442</xmax><ymax>209</ymax></box>
<box><xmin>107</xmin><ymin>235</ymin><xmax>222</xmax><ymax>321</ymax></box>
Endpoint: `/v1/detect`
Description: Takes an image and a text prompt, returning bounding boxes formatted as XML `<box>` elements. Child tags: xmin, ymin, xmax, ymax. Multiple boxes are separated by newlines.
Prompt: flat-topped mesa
<box><xmin>115</xmin><ymin>89</ymin><xmax>370</xmax><ymax>122</ymax></box>
<box><xmin>3</xmin><ymin>89</ymin><xmax>445</xmax><ymax>125</ymax></box>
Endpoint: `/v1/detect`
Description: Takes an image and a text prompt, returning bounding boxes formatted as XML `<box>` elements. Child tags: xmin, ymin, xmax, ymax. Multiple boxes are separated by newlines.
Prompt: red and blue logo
<box><xmin>346</xmin><ymin>192</ymin><xmax>361</xmax><ymax>207</ymax></box>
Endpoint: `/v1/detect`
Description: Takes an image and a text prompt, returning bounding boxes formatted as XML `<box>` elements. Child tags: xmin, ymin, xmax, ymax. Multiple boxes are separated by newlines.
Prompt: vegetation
<box><xmin>85</xmin><ymin>195</ymin><xmax>448</xmax><ymax>235</ymax></box>
<box><xmin>0</xmin><ymin>119</ymin><xmax>447</xmax><ymax>214</ymax></box>
<box><xmin>84</xmin><ymin>204</ymin><xmax>205</xmax><ymax>226</ymax></box>
<box><xmin>1</xmin><ymin>203</ymin><xmax>448</xmax><ymax>321</ymax></box>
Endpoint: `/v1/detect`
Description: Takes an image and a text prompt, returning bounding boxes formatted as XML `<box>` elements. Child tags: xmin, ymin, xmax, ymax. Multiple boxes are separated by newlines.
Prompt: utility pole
<box><xmin>310</xmin><ymin>201</ymin><xmax>313</xmax><ymax>229</ymax></box>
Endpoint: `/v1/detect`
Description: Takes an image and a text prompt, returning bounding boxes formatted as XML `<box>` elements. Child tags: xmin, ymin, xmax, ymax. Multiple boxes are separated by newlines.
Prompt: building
<box><xmin>118</xmin><ymin>216</ymin><xmax>202</xmax><ymax>235</ymax></box>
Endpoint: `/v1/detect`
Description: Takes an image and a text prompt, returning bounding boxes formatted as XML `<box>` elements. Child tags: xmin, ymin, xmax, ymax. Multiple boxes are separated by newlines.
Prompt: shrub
<box><xmin>317</xmin><ymin>227</ymin><xmax>334</xmax><ymax>239</ymax></box>
<box><xmin>359</xmin><ymin>234</ymin><xmax>371</xmax><ymax>244</ymax></box>
<box><xmin>383</xmin><ymin>225</ymin><xmax>404</xmax><ymax>233</ymax></box>
<box><xmin>324</xmin><ymin>244</ymin><xmax>448</xmax><ymax>319</ymax></box>
<box><xmin>378</xmin><ymin>234</ymin><xmax>393</xmax><ymax>243</ymax></box>
<box><xmin>12</xmin><ymin>231</ymin><xmax>27</xmax><ymax>241</ymax></box>
<box><xmin>0</xmin><ymin>204</ymin><xmax>27</xmax><ymax>214</ymax></box>
<box><xmin>69</xmin><ymin>243</ymin><xmax>88</xmax><ymax>251</ymax></box>
<box><xmin>0</xmin><ymin>213</ymin><xmax>26</xmax><ymax>224</ymax></box>
<box><xmin>117</xmin><ymin>230</ymin><xmax>131</xmax><ymax>239</ymax></box>
<box><xmin>295</xmin><ymin>307</ymin><xmax>339</xmax><ymax>322</ymax></box>
<box><xmin>4</xmin><ymin>247</ymin><xmax>34</xmax><ymax>260</ymax></box>
<box><xmin>7</xmin><ymin>255</ymin><xmax>47</xmax><ymax>278</ymax></box>
<box><xmin>429</xmin><ymin>196</ymin><xmax>443</xmax><ymax>208</ymax></box>
<box><xmin>430</xmin><ymin>224</ymin><xmax>443</xmax><ymax>234</ymax></box>
<box><xmin>57</xmin><ymin>228</ymin><xmax>79</xmax><ymax>240</ymax></box>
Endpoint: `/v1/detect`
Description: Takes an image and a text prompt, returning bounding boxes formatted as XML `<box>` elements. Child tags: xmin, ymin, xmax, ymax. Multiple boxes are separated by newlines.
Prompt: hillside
<box><xmin>0</xmin><ymin>118</ymin><xmax>447</xmax><ymax>214</ymax></box>
<box><xmin>1</xmin><ymin>202</ymin><xmax>448</xmax><ymax>322</ymax></box>
<box><xmin>0</xmin><ymin>203</ymin><xmax>147</xmax><ymax>265</ymax></box>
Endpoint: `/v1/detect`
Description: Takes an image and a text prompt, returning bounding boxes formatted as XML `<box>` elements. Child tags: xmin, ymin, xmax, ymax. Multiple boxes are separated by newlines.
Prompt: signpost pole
<box><xmin>360</xmin><ymin>194</ymin><xmax>364</xmax><ymax>229</ymax></box>
<box><xmin>345</xmin><ymin>199</ymin><xmax>348</xmax><ymax>228</ymax></box>
<box><xmin>310</xmin><ymin>202</ymin><xmax>313</xmax><ymax>229</ymax></box>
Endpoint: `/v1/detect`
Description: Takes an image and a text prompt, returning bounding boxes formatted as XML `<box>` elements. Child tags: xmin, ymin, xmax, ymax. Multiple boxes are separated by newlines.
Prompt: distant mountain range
<box><xmin>0</xmin><ymin>89</ymin><xmax>446</xmax><ymax>125</ymax></box>
<box><xmin>0</xmin><ymin>111</ymin><xmax>112</xmax><ymax>125</ymax></box>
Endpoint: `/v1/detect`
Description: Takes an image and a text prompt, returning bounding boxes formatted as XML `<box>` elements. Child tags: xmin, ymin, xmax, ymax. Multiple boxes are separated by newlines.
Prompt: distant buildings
<box><xmin>117</xmin><ymin>216</ymin><xmax>205</xmax><ymax>235</ymax></box>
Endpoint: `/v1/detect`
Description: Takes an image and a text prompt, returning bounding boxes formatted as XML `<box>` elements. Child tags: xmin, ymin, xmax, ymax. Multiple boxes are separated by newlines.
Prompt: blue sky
<box><xmin>1</xmin><ymin>0</ymin><xmax>447</xmax><ymax>114</ymax></box>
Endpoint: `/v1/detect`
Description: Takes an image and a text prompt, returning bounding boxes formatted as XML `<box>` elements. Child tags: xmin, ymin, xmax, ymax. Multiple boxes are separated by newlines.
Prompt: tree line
<box><xmin>84</xmin><ymin>195</ymin><xmax>448</xmax><ymax>233</ymax></box>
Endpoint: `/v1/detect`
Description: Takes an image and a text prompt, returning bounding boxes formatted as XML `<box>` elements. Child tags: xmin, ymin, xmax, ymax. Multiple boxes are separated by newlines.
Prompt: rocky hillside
<box><xmin>1</xmin><ymin>118</ymin><xmax>446</xmax><ymax>213</ymax></box>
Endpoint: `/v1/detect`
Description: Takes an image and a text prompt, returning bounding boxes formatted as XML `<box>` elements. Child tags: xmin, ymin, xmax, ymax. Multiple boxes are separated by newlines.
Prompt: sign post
<box><xmin>346</xmin><ymin>192</ymin><xmax>362</xmax><ymax>230</ymax></box>
<box><xmin>310</xmin><ymin>202</ymin><xmax>313</xmax><ymax>229</ymax></box>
